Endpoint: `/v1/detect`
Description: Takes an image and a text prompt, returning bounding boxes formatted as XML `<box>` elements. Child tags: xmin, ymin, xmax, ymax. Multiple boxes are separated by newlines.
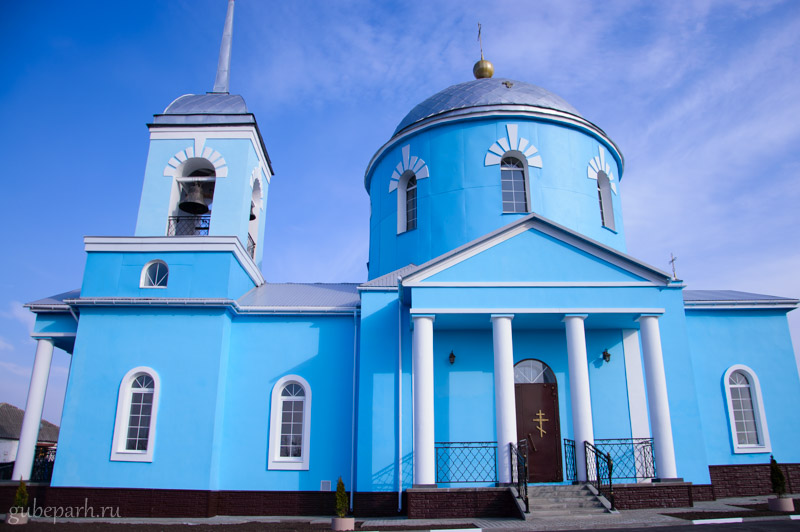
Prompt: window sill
<box><xmin>601</xmin><ymin>225</ymin><xmax>618</xmax><ymax>234</ymax></box>
<box><xmin>110</xmin><ymin>450</ymin><xmax>153</xmax><ymax>462</ymax></box>
<box><xmin>268</xmin><ymin>459</ymin><xmax>309</xmax><ymax>471</ymax></box>
<box><xmin>733</xmin><ymin>445</ymin><xmax>771</xmax><ymax>454</ymax></box>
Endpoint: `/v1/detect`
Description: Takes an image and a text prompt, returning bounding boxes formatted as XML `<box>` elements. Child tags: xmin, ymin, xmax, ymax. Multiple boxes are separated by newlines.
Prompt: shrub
<box><xmin>335</xmin><ymin>476</ymin><xmax>348</xmax><ymax>518</ymax></box>
<box><xmin>770</xmin><ymin>455</ymin><xmax>787</xmax><ymax>497</ymax></box>
<box><xmin>14</xmin><ymin>477</ymin><xmax>29</xmax><ymax>509</ymax></box>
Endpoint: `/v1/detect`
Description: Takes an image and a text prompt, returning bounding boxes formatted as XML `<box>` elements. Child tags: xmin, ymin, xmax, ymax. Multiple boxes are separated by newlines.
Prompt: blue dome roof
<box><xmin>394</xmin><ymin>78</ymin><xmax>581</xmax><ymax>136</ymax></box>
<box><xmin>152</xmin><ymin>93</ymin><xmax>254</xmax><ymax>125</ymax></box>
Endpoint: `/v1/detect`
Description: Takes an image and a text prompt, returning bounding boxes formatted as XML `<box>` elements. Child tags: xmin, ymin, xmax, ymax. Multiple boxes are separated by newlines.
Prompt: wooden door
<box><xmin>515</xmin><ymin>381</ymin><xmax>562</xmax><ymax>482</ymax></box>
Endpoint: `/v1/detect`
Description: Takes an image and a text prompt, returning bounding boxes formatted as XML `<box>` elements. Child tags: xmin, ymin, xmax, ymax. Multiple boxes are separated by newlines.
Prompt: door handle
<box><xmin>527</xmin><ymin>433</ymin><xmax>537</xmax><ymax>453</ymax></box>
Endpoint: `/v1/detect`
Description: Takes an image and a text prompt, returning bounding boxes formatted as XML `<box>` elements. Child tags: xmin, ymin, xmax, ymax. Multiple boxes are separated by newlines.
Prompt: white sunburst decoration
<box><xmin>163</xmin><ymin>139</ymin><xmax>228</xmax><ymax>178</ymax></box>
<box><xmin>587</xmin><ymin>146</ymin><xmax>617</xmax><ymax>194</ymax></box>
<box><xmin>388</xmin><ymin>145</ymin><xmax>429</xmax><ymax>192</ymax></box>
<box><xmin>484</xmin><ymin>124</ymin><xmax>542</xmax><ymax>168</ymax></box>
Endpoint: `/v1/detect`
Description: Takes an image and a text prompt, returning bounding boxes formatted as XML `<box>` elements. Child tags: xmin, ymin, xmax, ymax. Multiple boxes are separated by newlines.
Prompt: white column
<box><xmin>12</xmin><ymin>338</ymin><xmax>55</xmax><ymax>481</ymax></box>
<box><xmin>412</xmin><ymin>315</ymin><xmax>435</xmax><ymax>486</ymax></box>
<box><xmin>564</xmin><ymin>314</ymin><xmax>594</xmax><ymax>482</ymax></box>
<box><xmin>638</xmin><ymin>315</ymin><xmax>678</xmax><ymax>479</ymax></box>
<box><xmin>491</xmin><ymin>314</ymin><xmax>517</xmax><ymax>485</ymax></box>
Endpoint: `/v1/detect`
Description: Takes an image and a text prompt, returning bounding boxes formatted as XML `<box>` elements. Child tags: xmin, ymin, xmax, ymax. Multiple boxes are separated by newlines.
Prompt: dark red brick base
<box><xmin>406</xmin><ymin>487</ymin><xmax>520</xmax><ymax>519</ymax></box>
<box><xmin>613</xmin><ymin>483</ymin><xmax>693</xmax><ymax>509</ymax></box>
<box><xmin>710</xmin><ymin>463</ymin><xmax>799</xmax><ymax>498</ymax></box>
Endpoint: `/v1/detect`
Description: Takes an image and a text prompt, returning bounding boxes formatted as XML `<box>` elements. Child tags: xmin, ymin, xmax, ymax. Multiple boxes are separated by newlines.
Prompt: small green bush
<box><xmin>14</xmin><ymin>477</ymin><xmax>29</xmax><ymax>509</ymax></box>
<box><xmin>770</xmin><ymin>455</ymin><xmax>787</xmax><ymax>497</ymax></box>
<box><xmin>335</xmin><ymin>476</ymin><xmax>348</xmax><ymax>518</ymax></box>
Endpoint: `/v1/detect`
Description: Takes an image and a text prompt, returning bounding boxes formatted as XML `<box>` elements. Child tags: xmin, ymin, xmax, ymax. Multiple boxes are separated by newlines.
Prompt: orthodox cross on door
<box><xmin>533</xmin><ymin>409</ymin><xmax>549</xmax><ymax>437</ymax></box>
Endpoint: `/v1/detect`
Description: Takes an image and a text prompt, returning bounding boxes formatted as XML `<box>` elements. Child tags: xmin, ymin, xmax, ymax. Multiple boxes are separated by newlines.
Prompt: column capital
<box><xmin>636</xmin><ymin>314</ymin><xmax>661</xmax><ymax>322</ymax></box>
<box><xmin>412</xmin><ymin>314</ymin><xmax>435</xmax><ymax>322</ymax></box>
<box><xmin>490</xmin><ymin>313</ymin><xmax>514</xmax><ymax>321</ymax></box>
<box><xmin>562</xmin><ymin>314</ymin><xmax>588</xmax><ymax>322</ymax></box>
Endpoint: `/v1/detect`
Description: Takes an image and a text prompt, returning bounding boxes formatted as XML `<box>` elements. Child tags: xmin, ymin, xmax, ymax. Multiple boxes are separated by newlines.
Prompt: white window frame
<box><xmin>596</xmin><ymin>170</ymin><xmax>616</xmax><ymax>231</ymax></box>
<box><xmin>140</xmin><ymin>260</ymin><xmax>169</xmax><ymax>288</ymax></box>
<box><xmin>111</xmin><ymin>367</ymin><xmax>161</xmax><ymax>462</ymax></box>
<box><xmin>723</xmin><ymin>364</ymin><xmax>771</xmax><ymax>454</ymax></box>
<box><xmin>268</xmin><ymin>375</ymin><xmax>312</xmax><ymax>470</ymax></box>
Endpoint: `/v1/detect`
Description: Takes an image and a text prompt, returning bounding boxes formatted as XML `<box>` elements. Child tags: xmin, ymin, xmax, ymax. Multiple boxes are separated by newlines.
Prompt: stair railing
<box><xmin>509</xmin><ymin>440</ymin><xmax>529</xmax><ymax>513</ymax></box>
<box><xmin>585</xmin><ymin>441</ymin><xmax>615</xmax><ymax>510</ymax></box>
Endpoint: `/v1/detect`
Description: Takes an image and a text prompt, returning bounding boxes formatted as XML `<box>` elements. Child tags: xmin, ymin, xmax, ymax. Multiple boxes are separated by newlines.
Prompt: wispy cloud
<box><xmin>0</xmin><ymin>301</ymin><xmax>34</xmax><ymax>334</ymax></box>
<box><xmin>0</xmin><ymin>336</ymin><xmax>13</xmax><ymax>352</ymax></box>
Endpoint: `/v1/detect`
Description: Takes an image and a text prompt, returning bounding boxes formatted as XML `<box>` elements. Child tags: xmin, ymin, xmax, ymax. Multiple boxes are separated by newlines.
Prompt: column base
<box><xmin>652</xmin><ymin>477</ymin><xmax>685</xmax><ymax>483</ymax></box>
<box><xmin>412</xmin><ymin>483</ymin><xmax>437</xmax><ymax>488</ymax></box>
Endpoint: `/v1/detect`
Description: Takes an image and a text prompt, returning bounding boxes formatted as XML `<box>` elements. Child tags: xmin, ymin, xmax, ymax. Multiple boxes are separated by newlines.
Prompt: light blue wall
<box><xmin>686</xmin><ymin>309</ymin><xmax>800</xmax><ymax>466</ymax></box>
<box><xmin>219</xmin><ymin>314</ymin><xmax>356</xmax><ymax>490</ymax></box>
<box><xmin>134</xmin><ymin>135</ymin><xmax>269</xmax><ymax>266</ymax></box>
<box><xmin>81</xmin><ymin>251</ymin><xmax>255</xmax><ymax>300</ymax></box>
<box><xmin>367</xmin><ymin>117</ymin><xmax>624</xmax><ymax>279</ymax></box>
<box><xmin>33</xmin><ymin>313</ymin><xmax>77</xmax><ymax>336</ymax></box>
<box><xmin>51</xmin><ymin>308</ymin><xmax>231</xmax><ymax>489</ymax></box>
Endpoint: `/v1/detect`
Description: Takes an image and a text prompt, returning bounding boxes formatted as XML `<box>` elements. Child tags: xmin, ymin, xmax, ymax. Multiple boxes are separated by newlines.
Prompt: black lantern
<box><xmin>602</xmin><ymin>349</ymin><xmax>611</xmax><ymax>363</ymax></box>
<box><xmin>448</xmin><ymin>351</ymin><xmax>456</xmax><ymax>365</ymax></box>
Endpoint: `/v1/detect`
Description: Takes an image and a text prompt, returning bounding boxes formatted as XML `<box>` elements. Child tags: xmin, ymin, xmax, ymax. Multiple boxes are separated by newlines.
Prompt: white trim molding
<box><xmin>388</xmin><ymin>145</ymin><xmax>429</xmax><ymax>193</ymax></box>
<box><xmin>110</xmin><ymin>367</ymin><xmax>161</xmax><ymax>462</ymax></box>
<box><xmin>268</xmin><ymin>374</ymin><xmax>312</xmax><ymax>470</ymax></box>
<box><xmin>163</xmin><ymin>144</ymin><xmax>228</xmax><ymax>178</ymax></box>
<box><xmin>410</xmin><ymin>307</ymin><xmax>665</xmax><ymax>315</ymax></box>
<box><xmin>484</xmin><ymin>124</ymin><xmax>542</xmax><ymax>168</ymax></box>
<box><xmin>723</xmin><ymin>364</ymin><xmax>771</xmax><ymax>454</ymax></box>
<box><xmin>84</xmin><ymin>236</ymin><xmax>264</xmax><ymax>286</ymax></box>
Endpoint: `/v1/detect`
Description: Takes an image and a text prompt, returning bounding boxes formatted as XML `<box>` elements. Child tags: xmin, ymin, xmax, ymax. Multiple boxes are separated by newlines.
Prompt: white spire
<box><xmin>212</xmin><ymin>0</ymin><xmax>235</xmax><ymax>93</ymax></box>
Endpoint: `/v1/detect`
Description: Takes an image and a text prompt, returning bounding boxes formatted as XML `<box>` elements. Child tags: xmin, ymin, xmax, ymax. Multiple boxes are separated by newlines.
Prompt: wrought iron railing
<box><xmin>585</xmin><ymin>441</ymin><xmax>614</xmax><ymax>510</ymax></box>
<box><xmin>435</xmin><ymin>441</ymin><xmax>497</xmax><ymax>483</ymax></box>
<box><xmin>564</xmin><ymin>438</ymin><xmax>578</xmax><ymax>482</ymax></box>
<box><xmin>247</xmin><ymin>233</ymin><xmax>256</xmax><ymax>259</ymax></box>
<box><xmin>510</xmin><ymin>440</ymin><xmax>529</xmax><ymax>513</ymax></box>
<box><xmin>30</xmin><ymin>447</ymin><xmax>56</xmax><ymax>483</ymax></box>
<box><xmin>594</xmin><ymin>438</ymin><xmax>655</xmax><ymax>482</ymax></box>
<box><xmin>167</xmin><ymin>215</ymin><xmax>210</xmax><ymax>236</ymax></box>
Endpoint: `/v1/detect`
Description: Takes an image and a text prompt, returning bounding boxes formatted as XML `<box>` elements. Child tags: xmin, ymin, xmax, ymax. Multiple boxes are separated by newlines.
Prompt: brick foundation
<box><xmin>710</xmin><ymin>463</ymin><xmax>799</xmax><ymax>498</ymax></box>
<box><xmin>407</xmin><ymin>487</ymin><xmax>520</xmax><ymax>519</ymax></box>
<box><xmin>690</xmin><ymin>484</ymin><xmax>716</xmax><ymax>502</ymax></box>
<box><xmin>612</xmin><ymin>483</ymin><xmax>693</xmax><ymax>510</ymax></box>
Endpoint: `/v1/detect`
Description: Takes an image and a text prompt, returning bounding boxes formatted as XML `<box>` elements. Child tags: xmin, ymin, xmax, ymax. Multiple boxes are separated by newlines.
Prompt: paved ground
<box><xmin>1</xmin><ymin>494</ymin><xmax>799</xmax><ymax>530</ymax></box>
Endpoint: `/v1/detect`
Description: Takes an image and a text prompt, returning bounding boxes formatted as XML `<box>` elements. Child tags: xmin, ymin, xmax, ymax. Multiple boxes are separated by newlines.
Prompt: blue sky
<box><xmin>1</xmin><ymin>0</ymin><xmax>798</xmax><ymax>425</ymax></box>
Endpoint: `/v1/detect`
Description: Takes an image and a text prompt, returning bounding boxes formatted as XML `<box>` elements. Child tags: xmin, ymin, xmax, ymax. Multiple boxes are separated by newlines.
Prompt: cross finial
<box><xmin>212</xmin><ymin>0</ymin><xmax>235</xmax><ymax>94</ymax></box>
<box><xmin>477</xmin><ymin>22</ymin><xmax>484</xmax><ymax>59</ymax></box>
<box><xmin>669</xmin><ymin>253</ymin><xmax>678</xmax><ymax>280</ymax></box>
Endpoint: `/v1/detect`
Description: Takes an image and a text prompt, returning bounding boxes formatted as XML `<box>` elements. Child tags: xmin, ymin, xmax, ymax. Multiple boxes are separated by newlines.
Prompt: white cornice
<box><xmin>684</xmin><ymin>301</ymin><xmax>798</xmax><ymax>310</ymax></box>
<box><xmin>410</xmin><ymin>308</ymin><xmax>665</xmax><ymax>315</ymax></box>
<box><xmin>404</xmin><ymin>281</ymin><xmax>658</xmax><ymax>288</ymax></box>
<box><xmin>84</xmin><ymin>236</ymin><xmax>265</xmax><ymax>286</ymax></box>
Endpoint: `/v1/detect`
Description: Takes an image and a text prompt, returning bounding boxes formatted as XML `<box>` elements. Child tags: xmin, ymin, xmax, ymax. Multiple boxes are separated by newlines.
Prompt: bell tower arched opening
<box><xmin>168</xmin><ymin>158</ymin><xmax>217</xmax><ymax>236</ymax></box>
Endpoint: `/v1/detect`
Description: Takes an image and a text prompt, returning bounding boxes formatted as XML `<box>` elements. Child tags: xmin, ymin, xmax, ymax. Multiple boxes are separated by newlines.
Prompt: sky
<box><xmin>1</xmin><ymin>0</ymin><xmax>799</xmax><ymax>425</ymax></box>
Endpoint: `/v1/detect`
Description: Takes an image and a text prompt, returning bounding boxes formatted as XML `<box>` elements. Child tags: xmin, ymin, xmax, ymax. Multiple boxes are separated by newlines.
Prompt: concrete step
<box><xmin>530</xmin><ymin>500</ymin><xmax>604</xmax><ymax>510</ymax></box>
<box><xmin>521</xmin><ymin>484</ymin><xmax>608</xmax><ymax>519</ymax></box>
<box><xmin>527</xmin><ymin>507</ymin><xmax>607</xmax><ymax>517</ymax></box>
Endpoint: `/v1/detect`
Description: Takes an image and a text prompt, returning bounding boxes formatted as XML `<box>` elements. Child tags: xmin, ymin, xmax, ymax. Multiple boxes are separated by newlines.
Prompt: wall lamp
<box><xmin>602</xmin><ymin>349</ymin><xmax>611</xmax><ymax>363</ymax></box>
<box><xmin>448</xmin><ymin>351</ymin><xmax>456</xmax><ymax>365</ymax></box>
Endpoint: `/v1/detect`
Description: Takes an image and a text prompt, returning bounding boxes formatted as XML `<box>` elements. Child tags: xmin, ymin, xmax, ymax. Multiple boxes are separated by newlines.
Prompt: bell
<box><xmin>249</xmin><ymin>201</ymin><xmax>256</xmax><ymax>221</ymax></box>
<box><xmin>179</xmin><ymin>183</ymin><xmax>209</xmax><ymax>214</ymax></box>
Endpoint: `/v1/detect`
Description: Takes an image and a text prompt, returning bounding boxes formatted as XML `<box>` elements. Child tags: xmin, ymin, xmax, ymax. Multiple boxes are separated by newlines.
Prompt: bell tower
<box><xmin>133</xmin><ymin>0</ymin><xmax>272</xmax><ymax>268</ymax></box>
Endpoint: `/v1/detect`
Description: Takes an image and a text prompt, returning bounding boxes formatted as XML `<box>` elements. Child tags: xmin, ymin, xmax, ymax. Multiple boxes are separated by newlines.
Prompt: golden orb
<box><xmin>473</xmin><ymin>59</ymin><xmax>494</xmax><ymax>79</ymax></box>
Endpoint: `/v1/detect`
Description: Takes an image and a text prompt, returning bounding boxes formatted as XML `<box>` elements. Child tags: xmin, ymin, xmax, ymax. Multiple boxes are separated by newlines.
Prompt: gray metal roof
<box><xmin>0</xmin><ymin>403</ymin><xmax>59</xmax><ymax>443</ymax></box>
<box><xmin>25</xmin><ymin>289</ymin><xmax>80</xmax><ymax>310</ymax></box>
<box><xmin>683</xmin><ymin>290</ymin><xmax>798</xmax><ymax>303</ymax></box>
<box><xmin>152</xmin><ymin>93</ymin><xmax>255</xmax><ymax>125</ymax></box>
<box><xmin>360</xmin><ymin>264</ymin><xmax>420</xmax><ymax>288</ymax></box>
<box><xmin>394</xmin><ymin>78</ymin><xmax>582</xmax><ymax>136</ymax></box>
<box><xmin>237</xmin><ymin>283</ymin><xmax>360</xmax><ymax>310</ymax></box>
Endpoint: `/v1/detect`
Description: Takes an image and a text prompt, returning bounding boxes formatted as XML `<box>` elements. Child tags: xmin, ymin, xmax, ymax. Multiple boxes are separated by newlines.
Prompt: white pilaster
<box><xmin>638</xmin><ymin>315</ymin><xmax>678</xmax><ymax>479</ymax></box>
<box><xmin>12</xmin><ymin>338</ymin><xmax>55</xmax><ymax>481</ymax></box>
<box><xmin>564</xmin><ymin>314</ymin><xmax>594</xmax><ymax>482</ymax></box>
<box><xmin>412</xmin><ymin>315</ymin><xmax>435</xmax><ymax>486</ymax></box>
<box><xmin>491</xmin><ymin>314</ymin><xmax>517</xmax><ymax>484</ymax></box>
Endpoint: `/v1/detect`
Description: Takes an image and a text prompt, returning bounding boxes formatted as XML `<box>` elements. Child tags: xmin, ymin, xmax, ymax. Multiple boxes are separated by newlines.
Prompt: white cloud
<box><xmin>1</xmin><ymin>301</ymin><xmax>35</xmax><ymax>335</ymax></box>
<box><xmin>0</xmin><ymin>337</ymin><xmax>13</xmax><ymax>352</ymax></box>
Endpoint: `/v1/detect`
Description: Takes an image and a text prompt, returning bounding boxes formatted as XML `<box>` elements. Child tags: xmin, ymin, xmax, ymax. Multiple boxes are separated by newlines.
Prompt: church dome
<box><xmin>152</xmin><ymin>93</ymin><xmax>254</xmax><ymax>125</ymax></box>
<box><xmin>393</xmin><ymin>78</ymin><xmax>581</xmax><ymax>136</ymax></box>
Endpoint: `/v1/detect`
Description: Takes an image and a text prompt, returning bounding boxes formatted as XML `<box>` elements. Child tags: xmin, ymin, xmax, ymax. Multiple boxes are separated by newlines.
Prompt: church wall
<box><xmin>32</xmin><ymin>313</ymin><xmax>78</xmax><ymax>337</ymax></box>
<box><xmin>81</xmin><ymin>251</ymin><xmax>254</xmax><ymax>300</ymax></box>
<box><xmin>685</xmin><ymin>309</ymin><xmax>800</xmax><ymax>466</ymax></box>
<box><xmin>218</xmin><ymin>314</ymin><xmax>356</xmax><ymax>491</ymax></box>
<box><xmin>51</xmin><ymin>307</ymin><xmax>232</xmax><ymax>489</ymax></box>
<box><xmin>367</xmin><ymin>117</ymin><xmax>624</xmax><ymax>279</ymax></box>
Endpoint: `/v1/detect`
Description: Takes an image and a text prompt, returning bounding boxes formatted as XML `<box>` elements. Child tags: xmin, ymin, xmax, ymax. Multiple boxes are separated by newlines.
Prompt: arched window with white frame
<box><xmin>140</xmin><ymin>260</ymin><xmax>168</xmax><ymax>288</ymax></box>
<box><xmin>268</xmin><ymin>375</ymin><xmax>311</xmax><ymax>470</ymax></box>
<box><xmin>111</xmin><ymin>367</ymin><xmax>160</xmax><ymax>462</ymax></box>
<box><xmin>723</xmin><ymin>365</ymin><xmax>770</xmax><ymax>453</ymax></box>
<box><xmin>501</xmin><ymin>155</ymin><xmax>530</xmax><ymax>213</ymax></box>
<box><xmin>397</xmin><ymin>170</ymin><xmax>418</xmax><ymax>234</ymax></box>
<box><xmin>596</xmin><ymin>170</ymin><xmax>616</xmax><ymax>231</ymax></box>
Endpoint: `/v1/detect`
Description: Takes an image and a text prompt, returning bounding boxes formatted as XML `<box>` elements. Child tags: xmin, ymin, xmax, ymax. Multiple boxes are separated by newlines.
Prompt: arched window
<box><xmin>724</xmin><ymin>365</ymin><xmax>770</xmax><ymax>453</ymax></box>
<box><xmin>397</xmin><ymin>170</ymin><xmax>418</xmax><ymax>234</ymax></box>
<box><xmin>514</xmin><ymin>359</ymin><xmax>556</xmax><ymax>384</ymax></box>
<box><xmin>501</xmin><ymin>156</ymin><xmax>529</xmax><ymax>213</ymax></box>
<box><xmin>268</xmin><ymin>375</ymin><xmax>311</xmax><ymax>470</ymax></box>
<box><xmin>168</xmin><ymin>157</ymin><xmax>217</xmax><ymax>236</ymax></box>
<box><xmin>140</xmin><ymin>260</ymin><xmax>168</xmax><ymax>288</ymax></box>
<box><xmin>596</xmin><ymin>170</ymin><xmax>615</xmax><ymax>231</ymax></box>
<box><xmin>111</xmin><ymin>367</ymin><xmax>160</xmax><ymax>462</ymax></box>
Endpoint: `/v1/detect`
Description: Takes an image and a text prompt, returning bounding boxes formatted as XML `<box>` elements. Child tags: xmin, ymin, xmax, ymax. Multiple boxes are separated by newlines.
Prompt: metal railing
<box><xmin>594</xmin><ymin>438</ymin><xmax>655</xmax><ymax>482</ymax></box>
<box><xmin>29</xmin><ymin>447</ymin><xmax>56</xmax><ymax>483</ymax></box>
<box><xmin>167</xmin><ymin>215</ymin><xmax>210</xmax><ymax>236</ymax></box>
<box><xmin>247</xmin><ymin>233</ymin><xmax>256</xmax><ymax>259</ymax></box>
<box><xmin>564</xmin><ymin>438</ymin><xmax>578</xmax><ymax>481</ymax></box>
<box><xmin>435</xmin><ymin>441</ymin><xmax>497</xmax><ymax>483</ymax></box>
<box><xmin>585</xmin><ymin>441</ymin><xmax>615</xmax><ymax>510</ymax></box>
<box><xmin>510</xmin><ymin>440</ymin><xmax>529</xmax><ymax>513</ymax></box>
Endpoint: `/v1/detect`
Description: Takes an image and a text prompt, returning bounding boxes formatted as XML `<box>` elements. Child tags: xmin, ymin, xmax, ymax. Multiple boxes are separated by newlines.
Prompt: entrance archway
<box><xmin>514</xmin><ymin>359</ymin><xmax>563</xmax><ymax>482</ymax></box>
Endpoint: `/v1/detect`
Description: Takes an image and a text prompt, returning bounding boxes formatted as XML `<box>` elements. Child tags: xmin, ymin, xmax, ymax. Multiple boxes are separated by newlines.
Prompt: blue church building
<box><xmin>9</xmin><ymin>0</ymin><xmax>800</xmax><ymax>518</ymax></box>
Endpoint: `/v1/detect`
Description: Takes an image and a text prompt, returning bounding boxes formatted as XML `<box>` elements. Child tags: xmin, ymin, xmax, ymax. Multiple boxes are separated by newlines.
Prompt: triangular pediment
<box><xmin>403</xmin><ymin>215</ymin><xmax>673</xmax><ymax>286</ymax></box>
